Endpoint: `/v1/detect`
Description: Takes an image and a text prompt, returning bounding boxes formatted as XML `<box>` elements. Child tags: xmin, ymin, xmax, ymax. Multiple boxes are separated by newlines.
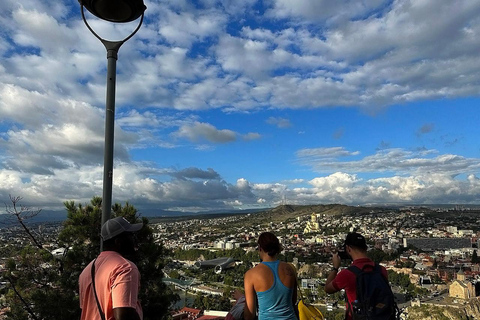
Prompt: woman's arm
<box><xmin>243</xmin><ymin>270</ymin><xmax>256</xmax><ymax>320</ymax></box>
<box><xmin>287</xmin><ymin>264</ymin><xmax>298</xmax><ymax>305</ymax></box>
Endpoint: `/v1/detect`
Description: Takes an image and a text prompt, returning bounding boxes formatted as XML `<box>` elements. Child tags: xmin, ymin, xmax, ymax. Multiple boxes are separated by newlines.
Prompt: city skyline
<box><xmin>1</xmin><ymin>0</ymin><xmax>480</xmax><ymax>215</ymax></box>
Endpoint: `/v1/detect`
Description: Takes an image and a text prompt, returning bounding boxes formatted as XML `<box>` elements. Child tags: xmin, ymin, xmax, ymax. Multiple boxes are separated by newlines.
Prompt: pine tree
<box><xmin>472</xmin><ymin>250</ymin><xmax>479</xmax><ymax>263</ymax></box>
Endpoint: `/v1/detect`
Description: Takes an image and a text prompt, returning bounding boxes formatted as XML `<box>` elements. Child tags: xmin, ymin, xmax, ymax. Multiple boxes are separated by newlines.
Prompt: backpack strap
<box><xmin>347</xmin><ymin>265</ymin><xmax>362</xmax><ymax>276</ymax></box>
<box><xmin>372</xmin><ymin>263</ymin><xmax>382</xmax><ymax>274</ymax></box>
<box><xmin>91</xmin><ymin>259</ymin><xmax>106</xmax><ymax>320</ymax></box>
<box><xmin>348</xmin><ymin>263</ymin><xmax>379</xmax><ymax>275</ymax></box>
<box><xmin>345</xmin><ymin>295</ymin><xmax>354</xmax><ymax>320</ymax></box>
<box><xmin>345</xmin><ymin>265</ymin><xmax>362</xmax><ymax>320</ymax></box>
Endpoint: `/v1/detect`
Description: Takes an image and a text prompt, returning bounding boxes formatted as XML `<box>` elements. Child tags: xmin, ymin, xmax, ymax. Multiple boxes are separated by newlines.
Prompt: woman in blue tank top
<box><xmin>244</xmin><ymin>232</ymin><xmax>298</xmax><ymax>320</ymax></box>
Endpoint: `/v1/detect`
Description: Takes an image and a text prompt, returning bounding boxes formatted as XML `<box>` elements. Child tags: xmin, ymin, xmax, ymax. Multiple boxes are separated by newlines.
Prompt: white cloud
<box><xmin>243</xmin><ymin>132</ymin><xmax>261</xmax><ymax>141</ymax></box>
<box><xmin>12</xmin><ymin>8</ymin><xmax>76</xmax><ymax>55</ymax></box>
<box><xmin>200</xmin><ymin>0</ymin><xmax>258</xmax><ymax>16</ymax></box>
<box><xmin>266</xmin><ymin>116</ymin><xmax>292</xmax><ymax>128</ymax></box>
<box><xmin>297</xmin><ymin>147</ymin><xmax>360</xmax><ymax>161</ymax></box>
<box><xmin>172</xmin><ymin>121</ymin><xmax>237</xmax><ymax>143</ymax></box>
<box><xmin>224</xmin><ymin>199</ymin><xmax>243</xmax><ymax>207</ymax></box>
<box><xmin>267</xmin><ymin>0</ymin><xmax>385</xmax><ymax>23</ymax></box>
<box><xmin>156</xmin><ymin>8</ymin><xmax>227</xmax><ymax>47</ymax></box>
<box><xmin>215</xmin><ymin>35</ymin><xmax>277</xmax><ymax>78</ymax></box>
<box><xmin>297</xmin><ymin>147</ymin><xmax>480</xmax><ymax>176</ymax></box>
<box><xmin>171</xmin><ymin>121</ymin><xmax>260</xmax><ymax>144</ymax></box>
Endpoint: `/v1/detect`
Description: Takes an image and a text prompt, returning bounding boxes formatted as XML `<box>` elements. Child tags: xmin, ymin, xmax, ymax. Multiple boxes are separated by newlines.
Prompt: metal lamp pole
<box><xmin>79</xmin><ymin>0</ymin><xmax>146</xmax><ymax>248</ymax></box>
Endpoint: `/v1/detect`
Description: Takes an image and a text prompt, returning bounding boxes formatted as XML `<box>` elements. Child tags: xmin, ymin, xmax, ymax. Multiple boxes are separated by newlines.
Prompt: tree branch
<box><xmin>4</xmin><ymin>276</ymin><xmax>40</xmax><ymax>320</ymax></box>
<box><xmin>5</xmin><ymin>195</ymin><xmax>43</xmax><ymax>249</ymax></box>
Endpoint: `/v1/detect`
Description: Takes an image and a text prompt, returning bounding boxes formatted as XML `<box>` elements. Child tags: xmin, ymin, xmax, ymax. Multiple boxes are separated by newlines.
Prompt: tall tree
<box><xmin>472</xmin><ymin>250</ymin><xmax>479</xmax><ymax>263</ymax></box>
<box><xmin>2</xmin><ymin>197</ymin><xmax>79</xmax><ymax>320</ymax></box>
<box><xmin>59</xmin><ymin>198</ymin><xmax>179</xmax><ymax>320</ymax></box>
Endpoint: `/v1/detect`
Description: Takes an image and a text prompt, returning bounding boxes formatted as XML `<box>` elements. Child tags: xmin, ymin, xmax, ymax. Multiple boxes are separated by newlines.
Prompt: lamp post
<box><xmin>79</xmin><ymin>0</ymin><xmax>146</xmax><ymax>244</ymax></box>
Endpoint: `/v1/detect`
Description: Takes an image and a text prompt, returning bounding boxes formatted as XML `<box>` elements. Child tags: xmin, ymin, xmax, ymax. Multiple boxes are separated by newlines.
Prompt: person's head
<box><xmin>257</xmin><ymin>232</ymin><xmax>282</xmax><ymax>259</ymax></box>
<box><xmin>101</xmin><ymin>217</ymin><xmax>143</xmax><ymax>257</ymax></box>
<box><xmin>343</xmin><ymin>232</ymin><xmax>368</xmax><ymax>259</ymax></box>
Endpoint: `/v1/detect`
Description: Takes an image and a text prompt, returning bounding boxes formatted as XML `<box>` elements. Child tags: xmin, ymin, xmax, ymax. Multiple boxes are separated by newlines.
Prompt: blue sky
<box><xmin>1</xmin><ymin>0</ymin><xmax>480</xmax><ymax>214</ymax></box>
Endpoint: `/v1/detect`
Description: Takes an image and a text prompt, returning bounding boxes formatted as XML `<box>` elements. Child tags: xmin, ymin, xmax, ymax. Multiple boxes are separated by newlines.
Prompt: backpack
<box><xmin>347</xmin><ymin>264</ymin><xmax>400</xmax><ymax>320</ymax></box>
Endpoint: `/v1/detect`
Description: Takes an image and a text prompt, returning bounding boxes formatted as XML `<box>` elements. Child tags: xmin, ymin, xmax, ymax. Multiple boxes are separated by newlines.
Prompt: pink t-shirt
<box><xmin>79</xmin><ymin>251</ymin><xmax>143</xmax><ymax>320</ymax></box>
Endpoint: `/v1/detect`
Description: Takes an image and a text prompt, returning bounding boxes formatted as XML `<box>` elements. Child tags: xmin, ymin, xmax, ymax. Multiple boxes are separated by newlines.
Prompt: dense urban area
<box><xmin>2</xmin><ymin>204</ymin><xmax>480</xmax><ymax>319</ymax></box>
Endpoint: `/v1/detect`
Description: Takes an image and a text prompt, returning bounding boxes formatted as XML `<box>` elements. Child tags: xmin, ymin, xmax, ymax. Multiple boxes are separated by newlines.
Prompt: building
<box><xmin>449</xmin><ymin>269</ymin><xmax>476</xmax><ymax>299</ymax></box>
<box><xmin>404</xmin><ymin>237</ymin><xmax>471</xmax><ymax>251</ymax></box>
<box><xmin>304</xmin><ymin>212</ymin><xmax>321</xmax><ymax>233</ymax></box>
<box><xmin>172</xmin><ymin>307</ymin><xmax>202</xmax><ymax>320</ymax></box>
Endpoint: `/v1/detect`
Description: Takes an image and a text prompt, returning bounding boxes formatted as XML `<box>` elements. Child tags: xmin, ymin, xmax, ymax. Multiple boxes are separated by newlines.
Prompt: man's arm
<box><xmin>324</xmin><ymin>253</ymin><xmax>341</xmax><ymax>294</ymax></box>
<box><xmin>111</xmin><ymin>264</ymin><xmax>142</xmax><ymax>320</ymax></box>
<box><xmin>113</xmin><ymin>307</ymin><xmax>141</xmax><ymax>320</ymax></box>
<box><xmin>324</xmin><ymin>270</ymin><xmax>338</xmax><ymax>293</ymax></box>
<box><xmin>243</xmin><ymin>270</ymin><xmax>256</xmax><ymax>320</ymax></box>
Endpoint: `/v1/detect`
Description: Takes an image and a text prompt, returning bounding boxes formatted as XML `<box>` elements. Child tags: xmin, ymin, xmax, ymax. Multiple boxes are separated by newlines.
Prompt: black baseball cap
<box><xmin>344</xmin><ymin>232</ymin><xmax>367</xmax><ymax>250</ymax></box>
<box><xmin>101</xmin><ymin>217</ymin><xmax>143</xmax><ymax>241</ymax></box>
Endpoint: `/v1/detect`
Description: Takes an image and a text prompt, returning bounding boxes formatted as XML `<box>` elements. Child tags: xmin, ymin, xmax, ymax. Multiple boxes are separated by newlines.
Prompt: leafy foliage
<box><xmin>192</xmin><ymin>293</ymin><xmax>232</xmax><ymax>311</ymax></box>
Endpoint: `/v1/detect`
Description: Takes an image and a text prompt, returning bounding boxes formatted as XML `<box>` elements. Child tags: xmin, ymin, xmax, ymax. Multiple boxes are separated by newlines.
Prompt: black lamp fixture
<box><xmin>80</xmin><ymin>0</ymin><xmax>146</xmax><ymax>23</ymax></box>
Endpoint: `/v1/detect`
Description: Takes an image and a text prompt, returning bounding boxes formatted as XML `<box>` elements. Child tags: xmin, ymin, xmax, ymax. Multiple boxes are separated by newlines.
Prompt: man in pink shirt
<box><xmin>79</xmin><ymin>217</ymin><xmax>144</xmax><ymax>320</ymax></box>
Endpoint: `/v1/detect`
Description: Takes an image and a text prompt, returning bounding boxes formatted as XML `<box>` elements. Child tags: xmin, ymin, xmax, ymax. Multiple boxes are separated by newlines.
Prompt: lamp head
<box><xmin>80</xmin><ymin>0</ymin><xmax>146</xmax><ymax>23</ymax></box>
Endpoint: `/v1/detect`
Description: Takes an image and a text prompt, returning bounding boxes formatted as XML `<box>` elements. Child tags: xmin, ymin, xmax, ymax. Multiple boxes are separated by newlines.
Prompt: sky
<box><xmin>1</xmin><ymin>0</ymin><xmax>480</xmax><ymax>215</ymax></box>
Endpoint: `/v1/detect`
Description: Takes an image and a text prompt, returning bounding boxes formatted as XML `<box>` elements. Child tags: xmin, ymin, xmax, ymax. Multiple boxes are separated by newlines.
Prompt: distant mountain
<box><xmin>0</xmin><ymin>209</ymin><xmax>68</xmax><ymax>226</ymax></box>
<box><xmin>147</xmin><ymin>208</ymin><xmax>264</xmax><ymax>223</ymax></box>
<box><xmin>0</xmin><ymin>203</ymin><xmax>432</xmax><ymax>226</ymax></box>
<box><xmin>0</xmin><ymin>206</ymin><xmax>266</xmax><ymax>225</ymax></box>
<box><xmin>147</xmin><ymin>203</ymin><xmax>400</xmax><ymax>225</ymax></box>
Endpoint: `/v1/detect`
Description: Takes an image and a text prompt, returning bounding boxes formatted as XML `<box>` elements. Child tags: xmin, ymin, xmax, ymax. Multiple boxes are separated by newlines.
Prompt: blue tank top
<box><xmin>256</xmin><ymin>260</ymin><xmax>297</xmax><ymax>320</ymax></box>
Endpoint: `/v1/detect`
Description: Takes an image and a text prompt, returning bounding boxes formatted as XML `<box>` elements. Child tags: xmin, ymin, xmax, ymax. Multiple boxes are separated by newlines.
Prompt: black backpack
<box><xmin>346</xmin><ymin>264</ymin><xmax>400</xmax><ymax>320</ymax></box>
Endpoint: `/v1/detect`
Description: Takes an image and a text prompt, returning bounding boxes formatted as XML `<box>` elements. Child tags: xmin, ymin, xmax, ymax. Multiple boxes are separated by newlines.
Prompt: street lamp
<box><xmin>79</xmin><ymin>0</ymin><xmax>146</xmax><ymax>245</ymax></box>
<box><xmin>81</xmin><ymin>0</ymin><xmax>146</xmax><ymax>23</ymax></box>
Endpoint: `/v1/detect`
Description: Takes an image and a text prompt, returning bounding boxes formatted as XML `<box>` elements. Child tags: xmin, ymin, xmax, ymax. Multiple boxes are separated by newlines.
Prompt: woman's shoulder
<box><xmin>279</xmin><ymin>261</ymin><xmax>296</xmax><ymax>271</ymax></box>
<box><xmin>246</xmin><ymin>262</ymin><xmax>267</xmax><ymax>276</ymax></box>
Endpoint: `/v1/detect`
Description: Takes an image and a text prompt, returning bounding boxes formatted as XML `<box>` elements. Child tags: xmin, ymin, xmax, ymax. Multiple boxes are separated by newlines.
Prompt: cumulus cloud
<box><xmin>172</xmin><ymin>121</ymin><xmax>237</xmax><ymax>143</ymax></box>
<box><xmin>275</xmin><ymin>172</ymin><xmax>480</xmax><ymax>206</ymax></box>
<box><xmin>297</xmin><ymin>147</ymin><xmax>480</xmax><ymax>176</ymax></box>
<box><xmin>156</xmin><ymin>7</ymin><xmax>227</xmax><ymax>47</ymax></box>
<box><xmin>2</xmin><ymin>152</ymin><xmax>480</xmax><ymax>213</ymax></box>
<box><xmin>243</xmin><ymin>132</ymin><xmax>262</xmax><ymax>141</ymax></box>
<box><xmin>171</xmin><ymin>167</ymin><xmax>221</xmax><ymax>180</ymax></box>
<box><xmin>296</xmin><ymin>147</ymin><xmax>360</xmax><ymax>162</ymax></box>
<box><xmin>171</xmin><ymin>121</ymin><xmax>261</xmax><ymax>144</ymax></box>
<box><xmin>0</xmin><ymin>84</ymin><xmax>139</xmax><ymax>174</ymax></box>
<box><xmin>266</xmin><ymin>0</ymin><xmax>385</xmax><ymax>24</ymax></box>
<box><xmin>266</xmin><ymin>116</ymin><xmax>292</xmax><ymax>128</ymax></box>
<box><xmin>3</xmin><ymin>0</ymin><xmax>480</xmax><ymax>113</ymax></box>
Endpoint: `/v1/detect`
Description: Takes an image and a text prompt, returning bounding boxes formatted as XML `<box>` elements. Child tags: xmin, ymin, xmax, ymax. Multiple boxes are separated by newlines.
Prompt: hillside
<box><xmin>148</xmin><ymin>203</ymin><xmax>396</xmax><ymax>226</ymax></box>
<box><xmin>407</xmin><ymin>299</ymin><xmax>480</xmax><ymax>319</ymax></box>
<box><xmin>246</xmin><ymin>203</ymin><xmax>387</xmax><ymax>224</ymax></box>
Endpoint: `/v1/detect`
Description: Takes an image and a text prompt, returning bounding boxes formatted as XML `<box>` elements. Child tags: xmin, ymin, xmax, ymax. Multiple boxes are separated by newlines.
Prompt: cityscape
<box><xmin>2</xmin><ymin>204</ymin><xmax>480</xmax><ymax>319</ymax></box>
<box><xmin>2</xmin><ymin>1</ymin><xmax>480</xmax><ymax>320</ymax></box>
